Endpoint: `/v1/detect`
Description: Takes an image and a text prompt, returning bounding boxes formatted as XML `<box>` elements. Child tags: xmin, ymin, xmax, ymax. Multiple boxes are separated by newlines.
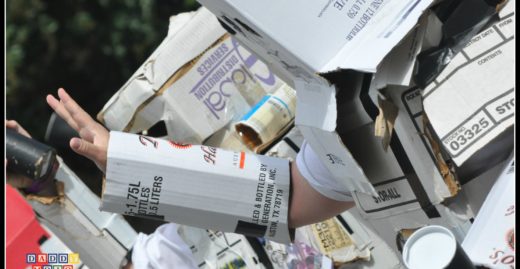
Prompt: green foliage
<box><xmin>6</xmin><ymin>0</ymin><xmax>200</xmax><ymax>139</ymax></box>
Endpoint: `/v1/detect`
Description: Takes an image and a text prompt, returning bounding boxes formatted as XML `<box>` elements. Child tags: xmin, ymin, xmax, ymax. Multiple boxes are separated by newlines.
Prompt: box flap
<box><xmin>372</xmin><ymin>14</ymin><xmax>427</xmax><ymax>90</ymax></box>
<box><xmin>294</xmin><ymin>79</ymin><xmax>337</xmax><ymax>132</ymax></box>
<box><xmin>99</xmin><ymin>7</ymin><xmax>226</xmax><ymax>131</ymax></box>
<box><xmin>322</xmin><ymin>0</ymin><xmax>434</xmax><ymax>73</ymax></box>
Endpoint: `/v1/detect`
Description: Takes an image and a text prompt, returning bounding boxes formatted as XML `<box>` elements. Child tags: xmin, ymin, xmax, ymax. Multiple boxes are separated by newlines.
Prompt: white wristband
<box><xmin>102</xmin><ymin>131</ymin><xmax>293</xmax><ymax>244</ymax></box>
<box><xmin>296</xmin><ymin>141</ymin><xmax>354</xmax><ymax>202</ymax></box>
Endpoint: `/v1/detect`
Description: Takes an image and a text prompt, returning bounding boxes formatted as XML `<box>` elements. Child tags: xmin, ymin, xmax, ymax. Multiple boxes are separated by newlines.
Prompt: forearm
<box><xmin>102</xmin><ymin>132</ymin><xmax>353</xmax><ymax>243</ymax></box>
<box><xmin>289</xmin><ymin>161</ymin><xmax>355</xmax><ymax>228</ymax></box>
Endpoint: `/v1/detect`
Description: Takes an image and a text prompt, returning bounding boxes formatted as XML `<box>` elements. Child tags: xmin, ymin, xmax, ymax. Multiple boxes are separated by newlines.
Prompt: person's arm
<box><xmin>46</xmin><ymin>88</ymin><xmax>354</xmax><ymax>228</ymax></box>
<box><xmin>289</xmin><ymin>161</ymin><xmax>354</xmax><ymax>228</ymax></box>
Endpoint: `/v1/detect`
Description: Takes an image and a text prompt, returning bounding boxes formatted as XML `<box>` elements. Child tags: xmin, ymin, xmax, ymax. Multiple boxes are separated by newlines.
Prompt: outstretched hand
<box><xmin>46</xmin><ymin>88</ymin><xmax>109</xmax><ymax>173</ymax></box>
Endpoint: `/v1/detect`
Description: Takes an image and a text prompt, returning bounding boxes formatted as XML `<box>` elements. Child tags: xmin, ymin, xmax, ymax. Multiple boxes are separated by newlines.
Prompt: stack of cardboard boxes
<box><xmin>99</xmin><ymin>0</ymin><xmax>515</xmax><ymax>268</ymax></box>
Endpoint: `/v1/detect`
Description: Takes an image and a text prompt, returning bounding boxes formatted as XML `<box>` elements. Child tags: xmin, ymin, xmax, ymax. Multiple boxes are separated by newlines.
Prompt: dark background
<box><xmin>6</xmin><ymin>0</ymin><xmax>200</xmax><ymax>233</ymax></box>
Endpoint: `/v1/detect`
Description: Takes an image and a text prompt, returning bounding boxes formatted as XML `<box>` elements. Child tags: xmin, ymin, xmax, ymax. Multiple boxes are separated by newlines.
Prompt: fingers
<box><xmin>57</xmin><ymin>88</ymin><xmax>96</xmax><ymax>130</ymax></box>
<box><xmin>70</xmin><ymin>137</ymin><xmax>106</xmax><ymax>172</ymax></box>
<box><xmin>46</xmin><ymin>88</ymin><xmax>97</xmax><ymax>132</ymax></box>
<box><xmin>79</xmin><ymin>128</ymin><xmax>96</xmax><ymax>143</ymax></box>
<box><xmin>46</xmin><ymin>94</ymin><xmax>80</xmax><ymax>131</ymax></box>
<box><xmin>5</xmin><ymin>120</ymin><xmax>31</xmax><ymax>138</ymax></box>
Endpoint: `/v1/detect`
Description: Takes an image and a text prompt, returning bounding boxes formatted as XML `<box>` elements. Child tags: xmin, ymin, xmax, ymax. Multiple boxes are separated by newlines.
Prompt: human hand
<box><xmin>5</xmin><ymin>120</ymin><xmax>36</xmax><ymax>188</ymax></box>
<box><xmin>46</xmin><ymin>88</ymin><xmax>109</xmax><ymax>173</ymax></box>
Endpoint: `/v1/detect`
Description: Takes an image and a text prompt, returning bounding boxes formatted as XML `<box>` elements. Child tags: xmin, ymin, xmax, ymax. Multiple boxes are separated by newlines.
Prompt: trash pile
<box><xmin>99</xmin><ymin>0</ymin><xmax>515</xmax><ymax>268</ymax></box>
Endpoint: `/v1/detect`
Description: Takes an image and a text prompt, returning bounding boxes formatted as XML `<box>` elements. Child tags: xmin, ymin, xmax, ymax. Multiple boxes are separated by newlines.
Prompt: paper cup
<box><xmin>402</xmin><ymin>225</ymin><xmax>476</xmax><ymax>269</ymax></box>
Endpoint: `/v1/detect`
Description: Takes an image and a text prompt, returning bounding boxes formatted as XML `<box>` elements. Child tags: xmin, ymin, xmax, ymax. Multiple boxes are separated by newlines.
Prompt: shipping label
<box><xmin>422</xmin><ymin>10</ymin><xmax>515</xmax><ymax>165</ymax></box>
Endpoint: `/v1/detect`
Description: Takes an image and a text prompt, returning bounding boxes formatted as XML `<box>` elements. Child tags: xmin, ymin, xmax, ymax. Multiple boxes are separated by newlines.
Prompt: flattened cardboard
<box><xmin>99</xmin><ymin>7</ymin><xmax>225</xmax><ymax>132</ymax></box>
<box><xmin>99</xmin><ymin>7</ymin><xmax>287</xmax><ymax>144</ymax></box>
<box><xmin>422</xmin><ymin>3</ymin><xmax>515</xmax><ymax>166</ymax></box>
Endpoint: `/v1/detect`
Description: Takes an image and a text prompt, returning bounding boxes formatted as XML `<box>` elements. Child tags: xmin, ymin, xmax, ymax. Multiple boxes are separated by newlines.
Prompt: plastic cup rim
<box><xmin>402</xmin><ymin>225</ymin><xmax>457</xmax><ymax>269</ymax></box>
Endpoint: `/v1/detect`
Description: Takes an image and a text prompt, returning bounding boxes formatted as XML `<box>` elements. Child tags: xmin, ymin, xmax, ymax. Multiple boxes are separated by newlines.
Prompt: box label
<box><xmin>104</xmin><ymin>131</ymin><xmax>292</xmax><ymax>243</ymax></box>
<box><xmin>423</xmin><ymin>10</ymin><xmax>515</xmax><ymax>165</ymax></box>
<box><xmin>354</xmin><ymin>177</ymin><xmax>417</xmax><ymax>213</ymax></box>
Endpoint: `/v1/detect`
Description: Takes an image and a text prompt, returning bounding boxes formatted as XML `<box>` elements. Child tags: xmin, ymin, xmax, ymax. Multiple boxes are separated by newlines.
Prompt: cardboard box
<box><xmin>462</xmin><ymin>157</ymin><xmax>515</xmax><ymax>268</ymax></box>
<box><xmin>333</xmin><ymin>81</ymin><xmax>474</xmax><ymax>255</ymax></box>
<box><xmin>344</xmin><ymin>82</ymin><xmax>459</xmax><ymax>219</ymax></box>
<box><xmin>198</xmin><ymin>0</ymin><xmax>434</xmax><ymax>84</ymax></box>
<box><xmin>292</xmin><ymin>17</ymin><xmax>430</xmax><ymax>196</ymax></box>
<box><xmin>102</xmin><ymin>131</ymin><xmax>293</xmax><ymax>243</ymax></box>
<box><xmin>99</xmin><ymin>7</ymin><xmax>287</xmax><ymax>144</ymax></box>
<box><xmin>421</xmin><ymin>1</ymin><xmax>515</xmax><ymax>166</ymax></box>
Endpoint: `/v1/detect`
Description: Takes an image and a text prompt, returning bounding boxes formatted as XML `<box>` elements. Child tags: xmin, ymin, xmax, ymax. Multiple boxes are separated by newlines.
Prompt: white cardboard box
<box><xmin>336</xmin><ymin>82</ymin><xmax>474</xmax><ymax>255</ymax></box>
<box><xmin>196</xmin><ymin>0</ymin><xmax>435</xmax><ymax>196</ymax></box>
<box><xmin>293</xmin><ymin>19</ymin><xmax>429</xmax><ymax>196</ymax></box>
<box><xmin>422</xmin><ymin>2</ymin><xmax>515</xmax><ymax>166</ymax></box>
<box><xmin>198</xmin><ymin>0</ymin><xmax>434</xmax><ymax>83</ymax></box>
<box><xmin>102</xmin><ymin>131</ymin><xmax>293</xmax><ymax>243</ymax></box>
<box><xmin>99</xmin><ymin>7</ymin><xmax>287</xmax><ymax>144</ymax></box>
<box><xmin>346</xmin><ymin>83</ymin><xmax>457</xmax><ymax>219</ymax></box>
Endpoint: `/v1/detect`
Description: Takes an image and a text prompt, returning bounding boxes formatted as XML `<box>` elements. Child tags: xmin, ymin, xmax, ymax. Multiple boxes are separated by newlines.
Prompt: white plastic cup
<box><xmin>402</xmin><ymin>225</ymin><xmax>476</xmax><ymax>269</ymax></box>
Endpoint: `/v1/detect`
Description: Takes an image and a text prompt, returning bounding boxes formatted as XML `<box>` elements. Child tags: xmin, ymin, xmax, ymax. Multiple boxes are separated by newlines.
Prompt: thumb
<box><xmin>70</xmin><ymin>137</ymin><xmax>106</xmax><ymax>172</ymax></box>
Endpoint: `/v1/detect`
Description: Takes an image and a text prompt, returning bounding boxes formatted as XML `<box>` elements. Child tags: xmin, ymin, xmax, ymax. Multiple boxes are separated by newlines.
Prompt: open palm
<box><xmin>46</xmin><ymin>88</ymin><xmax>109</xmax><ymax>173</ymax></box>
